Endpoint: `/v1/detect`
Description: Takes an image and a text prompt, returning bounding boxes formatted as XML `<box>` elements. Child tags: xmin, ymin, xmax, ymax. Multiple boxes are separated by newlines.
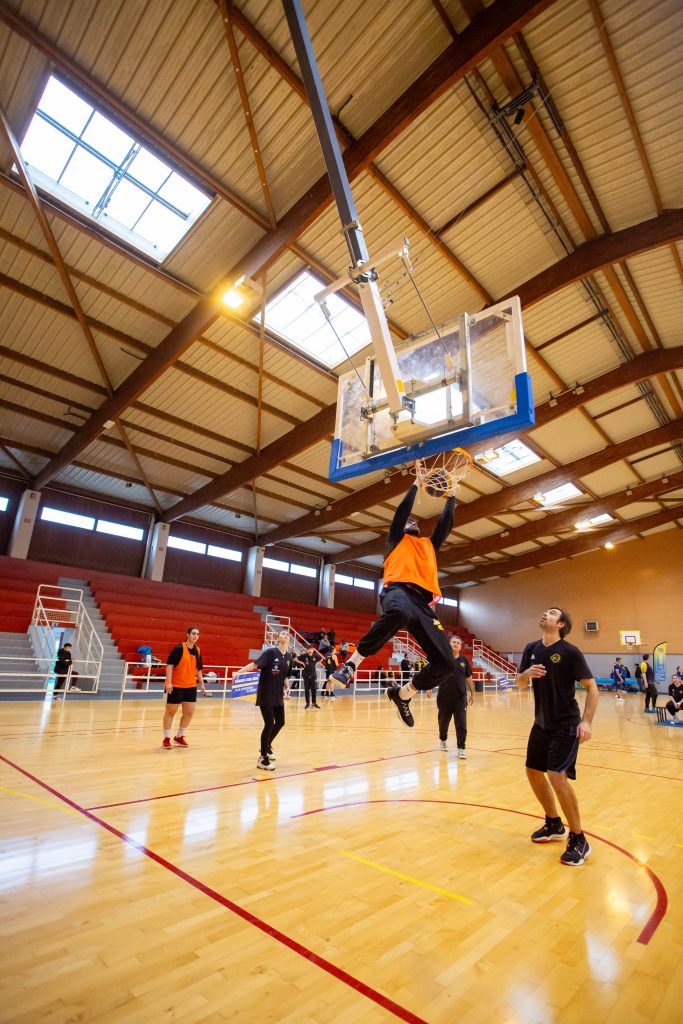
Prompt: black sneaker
<box><xmin>312</xmin><ymin>703</ymin><xmax>321</xmax><ymax>709</ymax></box>
<box><xmin>530</xmin><ymin>816</ymin><xmax>566</xmax><ymax>843</ymax></box>
<box><xmin>387</xmin><ymin>685</ymin><xmax>414</xmax><ymax>727</ymax></box>
<box><xmin>332</xmin><ymin>663</ymin><xmax>354</xmax><ymax>687</ymax></box>
<box><xmin>560</xmin><ymin>831</ymin><xmax>591</xmax><ymax>866</ymax></box>
<box><xmin>304</xmin><ymin>703</ymin><xmax>311</xmax><ymax>709</ymax></box>
<box><xmin>257</xmin><ymin>756</ymin><xmax>275</xmax><ymax>771</ymax></box>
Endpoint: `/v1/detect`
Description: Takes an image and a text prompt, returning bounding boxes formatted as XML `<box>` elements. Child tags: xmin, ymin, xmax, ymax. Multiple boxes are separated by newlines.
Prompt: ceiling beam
<box><xmin>439</xmin><ymin>469</ymin><xmax>683</xmax><ymax>578</ymax></box>
<box><xmin>28</xmin><ymin>0</ymin><xmax>555</xmax><ymax>492</ymax></box>
<box><xmin>444</xmin><ymin>504</ymin><xmax>683</xmax><ymax>585</ymax></box>
<box><xmin>331</xmin><ymin>418</ymin><xmax>683</xmax><ymax>563</ymax></box>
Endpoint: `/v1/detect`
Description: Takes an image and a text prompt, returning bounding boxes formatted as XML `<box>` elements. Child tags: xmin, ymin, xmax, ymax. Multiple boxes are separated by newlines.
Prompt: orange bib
<box><xmin>383</xmin><ymin>535</ymin><xmax>441</xmax><ymax>599</ymax></box>
<box><xmin>172</xmin><ymin>643</ymin><xmax>201</xmax><ymax>688</ymax></box>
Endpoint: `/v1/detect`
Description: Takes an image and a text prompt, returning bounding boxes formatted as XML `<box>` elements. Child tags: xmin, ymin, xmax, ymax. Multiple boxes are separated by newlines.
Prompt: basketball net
<box><xmin>413</xmin><ymin>448</ymin><xmax>473</xmax><ymax>497</ymax></box>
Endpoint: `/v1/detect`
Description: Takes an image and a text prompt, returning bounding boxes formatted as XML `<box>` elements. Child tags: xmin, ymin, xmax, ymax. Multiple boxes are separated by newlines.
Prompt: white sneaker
<box><xmin>69</xmin><ymin>685</ymin><xmax>81</xmax><ymax>692</ymax></box>
<box><xmin>457</xmin><ymin>748</ymin><xmax>466</xmax><ymax>759</ymax></box>
<box><xmin>257</xmin><ymin>756</ymin><xmax>275</xmax><ymax>771</ymax></box>
<box><xmin>440</xmin><ymin>740</ymin><xmax>448</xmax><ymax>751</ymax></box>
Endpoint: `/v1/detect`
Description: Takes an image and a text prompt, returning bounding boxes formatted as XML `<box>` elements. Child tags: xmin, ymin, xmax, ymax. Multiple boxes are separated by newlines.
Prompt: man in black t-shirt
<box><xmin>516</xmin><ymin>607</ymin><xmax>598</xmax><ymax>866</ymax></box>
<box><xmin>235</xmin><ymin>630</ymin><xmax>294</xmax><ymax>771</ymax></box>
<box><xmin>437</xmin><ymin>636</ymin><xmax>474</xmax><ymax>759</ymax></box>
<box><xmin>294</xmin><ymin>645</ymin><xmax>324</xmax><ymax>709</ymax></box>
<box><xmin>666</xmin><ymin>676</ymin><xmax>683</xmax><ymax>723</ymax></box>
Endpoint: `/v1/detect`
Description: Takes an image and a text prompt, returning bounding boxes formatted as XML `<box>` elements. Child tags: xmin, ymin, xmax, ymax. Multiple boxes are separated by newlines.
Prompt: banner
<box><xmin>653</xmin><ymin>641</ymin><xmax>667</xmax><ymax>685</ymax></box>
<box><xmin>231</xmin><ymin>671</ymin><xmax>259</xmax><ymax>698</ymax></box>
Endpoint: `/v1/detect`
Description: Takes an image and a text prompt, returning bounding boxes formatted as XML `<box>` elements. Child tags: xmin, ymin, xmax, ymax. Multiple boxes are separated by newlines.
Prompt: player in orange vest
<box><xmin>162</xmin><ymin>626</ymin><xmax>206</xmax><ymax>748</ymax></box>
<box><xmin>332</xmin><ymin>481</ymin><xmax>457</xmax><ymax>726</ymax></box>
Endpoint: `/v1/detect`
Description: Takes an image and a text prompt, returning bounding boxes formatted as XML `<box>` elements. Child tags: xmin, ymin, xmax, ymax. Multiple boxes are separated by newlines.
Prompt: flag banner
<box><xmin>231</xmin><ymin>671</ymin><xmax>259</xmax><ymax>698</ymax></box>
<box><xmin>653</xmin><ymin>641</ymin><xmax>667</xmax><ymax>684</ymax></box>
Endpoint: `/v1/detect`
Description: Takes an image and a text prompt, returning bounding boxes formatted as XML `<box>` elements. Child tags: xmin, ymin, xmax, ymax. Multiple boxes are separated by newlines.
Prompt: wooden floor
<box><xmin>1</xmin><ymin>689</ymin><xmax>682</xmax><ymax>1024</ymax></box>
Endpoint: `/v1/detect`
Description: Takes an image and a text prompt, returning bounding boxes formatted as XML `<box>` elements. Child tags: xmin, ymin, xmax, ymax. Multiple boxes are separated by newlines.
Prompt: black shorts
<box><xmin>526</xmin><ymin>722</ymin><xmax>580</xmax><ymax>780</ymax></box>
<box><xmin>167</xmin><ymin>686</ymin><xmax>197</xmax><ymax>705</ymax></box>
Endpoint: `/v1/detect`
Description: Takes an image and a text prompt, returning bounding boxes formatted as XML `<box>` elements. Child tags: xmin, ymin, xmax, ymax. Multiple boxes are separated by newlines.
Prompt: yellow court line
<box><xmin>341</xmin><ymin>850</ymin><xmax>474</xmax><ymax>905</ymax></box>
<box><xmin>0</xmin><ymin>787</ymin><xmax>84</xmax><ymax>820</ymax></box>
<box><xmin>632</xmin><ymin>833</ymin><xmax>655</xmax><ymax>841</ymax></box>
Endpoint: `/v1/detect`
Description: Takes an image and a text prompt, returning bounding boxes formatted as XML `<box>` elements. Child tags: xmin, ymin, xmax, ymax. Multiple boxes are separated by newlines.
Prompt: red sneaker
<box><xmin>162</xmin><ymin>737</ymin><xmax>172</xmax><ymax>749</ymax></box>
<box><xmin>173</xmin><ymin>735</ymin><xmax>189</xmax><ymax>747</ymax></box>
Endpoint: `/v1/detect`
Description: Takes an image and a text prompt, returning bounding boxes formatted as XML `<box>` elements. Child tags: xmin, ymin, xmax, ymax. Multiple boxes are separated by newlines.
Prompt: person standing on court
<box><xmin>235</xmin><ymin>630</ymin><xmax>294</xmax><ymax>771</ymax></box>
<box><xmin>163</xmin><ymin>626</ymin><xmax>205</xmax><ymax>748</ymax></box>
<box><xmin>516</xmin><ymin>607</ymin><xmax>598</xmax><ymax>866</ymax></box>
<box><xmin>332</xmin><ymin>474</ymin><xmax>457</xmax><ymax>726</ymax></box>
<box><xmin>294</xmin><ymin>644</ymin><xmax>324</xmax><ymax>709</ymax></box>
<box><xmin>438</xmin><ymin>635</ymin><xmax>474</xmax><ymax>758</ymax></box>
<box><xmin>322</xmin><ymin>649</ymin><xmax>339</xmax><ymax>699</ymax></box>
<box><xmin>641</xmin><ymin>654</ymin><xmax>658</xmax><ymax>712</ymax></box>
<box><xmin>611</xmin><ymin>656</ymin><xmax>628</xmax><ymax>703</ymax></box>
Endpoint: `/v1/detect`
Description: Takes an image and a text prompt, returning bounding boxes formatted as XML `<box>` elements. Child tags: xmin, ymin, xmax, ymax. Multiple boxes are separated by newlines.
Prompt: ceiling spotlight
<box><xmin>384</xmin><ymin>473</ymin><xmax>391</xmax><ymax>485</ymax></box>
<box><xmin>575</xmin><ymin>520</ymin><xmax>589</xmax><ymax>531</ymax></box>
<box><xmin>234</xmin><ymin>512</ymin><xmax>241</xmax><ymax>519</ymax></box>
<box><xmin>314</xmin><ymin>508</ymin><xmax>321</xmax><ymax>516</ymax></box>
<box><xmin>604</xmin><ymin>541</ymin><xmax>614</xmax><ymax>550</ymax></box>
<box><xmin>222</xmin><ymin>274</ymin><xmax>262</xmax><ymax>309</ymax></box>
<box><xmin>625</xmin><ymin>486</ymin><xmax>633</xmax><ymax>497</ymax></box>
<box><xmin>662</xmin><ymin>475</ymin><xmax>669</xmax><ymax>484</ymax></box>
<box><xmin>325</xmin><ymin>504</ymin><xmax>332</xmax><ymax>512</ymax></box>
<box><xmin>548</xmin><ymin>397</ymin><xmax>558</xmax><ymax>408</ymax></box>
<box><xmin>574</xmin><ymin>384</ymin><xmax>585</xmax><ymax>395</ymax></box>
<box><xmin>401</xmin><ymin>467</ymin><xmax>408</xmax><ymax>476</ymax></box>
<box><xmin>321</xmin><ymin>538</ymin><xmax>327</xmax><ymax>544</ymax></box>
<box><xmin>222</xmin><ymin>287</ymin><xmax>243</xmax><ymax>308</ymax></box>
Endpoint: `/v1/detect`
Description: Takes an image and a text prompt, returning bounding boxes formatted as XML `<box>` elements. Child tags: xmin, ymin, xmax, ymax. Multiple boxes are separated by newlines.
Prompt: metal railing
<box><xmin>264</xmin><ymin>614</ymin><xmax>311</xmax><ymax>658</ymax></box>
<box><xmin>119</xmin><ymin>661</ymin><xmax>244</xmax><ymax>698</ymax></box>
<box><xmin>472</xmin><ymin>639</ymin><xmax>516</xmax><ymax>686</ymax></box>
<box><xmin>0</xmin><ymin>656</ymin><xmax>102</xmax><ymax>695</ymax></box>
<box><xmin>30</xmin><ymin>584</ymin><xmax>104</xmax><ymax>690</ymax></box>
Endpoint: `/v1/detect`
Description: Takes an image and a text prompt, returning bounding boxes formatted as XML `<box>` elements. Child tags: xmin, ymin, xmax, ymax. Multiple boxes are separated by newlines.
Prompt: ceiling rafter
<box><xmin>444</xmin><ymin>504</ymin><xmax>683</xmax><ymax>586</ymax></box>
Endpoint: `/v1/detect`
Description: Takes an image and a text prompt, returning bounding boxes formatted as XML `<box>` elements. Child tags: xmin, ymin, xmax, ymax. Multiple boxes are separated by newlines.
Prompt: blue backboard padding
<box><xmin>329</xmin><ymin>372</ymin><xmax>535</xmax><ymax>482</ymax></box>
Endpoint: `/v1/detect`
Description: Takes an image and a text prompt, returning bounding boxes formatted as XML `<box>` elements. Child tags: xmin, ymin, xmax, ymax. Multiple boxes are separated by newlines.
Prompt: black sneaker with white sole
<box><xmin>530</xmin><ymin>816</ymin><xmax>567</xmax><ymax>843</ymax></box>
<box><xmin>331</xmin><ymin>663</ymin><xmax>354</xmax><ymax>687</ymax></box>
<box><xmin>560</xmin><ymin>831</ymin><xmax>591</xmax><ymax>866</ymax></box>
<box><xmin>386</xmin><ymin>685</ymin><xmax>414</xmax><ymax>727</ymax></box>
<box><xmin>257</xmin><ymin>756</ymin><xmax>275</xmax><ymax>771</ymax></box>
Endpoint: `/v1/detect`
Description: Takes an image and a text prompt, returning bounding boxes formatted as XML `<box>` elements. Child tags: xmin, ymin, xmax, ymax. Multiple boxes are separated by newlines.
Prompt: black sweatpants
<box><xmin>645</xmin><ymin>684</ymin><xmax>658</xmax><ymax>710</ymax></box>
<box><xmin>303</xmin><ymin>677</ymin><xmax>317</xmax><ymax>705</ymax></box>
<box><xmin>259</xmin><ymin>705</ymin><xmax>285</xmax><ymax>756</ymax></box>
<box><xmin>357</xmin><ymin>584</ymin><xmax>455</xmax><ymax>692</ymax></box>
<box><xmin>666</xmin><ymin>700</ymin><xmax>681</xmax><ymax>717</ymax></box>
<box><xmin>438</xmin><ymin>702</ymin><xmax>468</xmax><ymax>747</ymax></box>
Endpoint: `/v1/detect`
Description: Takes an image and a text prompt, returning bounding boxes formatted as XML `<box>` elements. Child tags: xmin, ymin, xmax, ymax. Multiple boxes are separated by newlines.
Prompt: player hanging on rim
<box><xmin>332</xmin><ymin>464</ymin><xmax>459</xmax><ymax>726</ymax></box>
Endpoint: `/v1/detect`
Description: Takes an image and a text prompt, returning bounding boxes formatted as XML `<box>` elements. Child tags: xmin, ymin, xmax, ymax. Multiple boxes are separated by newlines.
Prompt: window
<box><xmin>575</xmin><ymin>513</ymin><xmax>614</xmax><ymax>531</ymax></box>
<box><xmin>263</xmin><ymin>557</ymin><xmax>289</xmax><ymax>572</ymax></box>
<box><xmin>336</xmin><ymin>573</ymin><xmax>354</xmax><ymax>586</ymax></box>
<box><xmin>336</xmin><ymin>573</ymin><xmax>374</xmax><ymax>590</ymax></box>
<box><xmin>0</xmin><ymin>496</ymin><xmax>8</xmax><ymax>512</ymax></box>
<box><xmin>41</xmin><ymin>506</ymin><xmax>95</xmax><ymax>531</ymax></box>
<box><xmin>256</xmin><ymin>270</ymin><xmax>371</xmax><ymax>369</ymax></box>
<box><xmin>476</xmin><ymin>439</ymin><xmax>541</xmax><ymax>477</ymax></box>
<box><xmin>96</xmin><ymin>519</ymin><xmax>144</xmax><ymax>541</ymax></box>
<box><xmin>534</xmin><ymin>482</ymin><xmax>583</xmax><ymax>506</ymax></box>
<box><xmin>289</xmin><ymin>563</ymin><xmax>317</xmax><ymax>578</ymax></box>
<box><xmin>442</xmin><ymin>597</ymin><xmax>458</xmax><ymax>607</ymax></box>
<box><xmin>19</xmin><ymin>76</ymin><xmax>211</xmax><ymax>260</ymax></box>
<box><xmin>207</xmin><ymin>544</ymin><xmax>242</xmax><ymax>562</ymax></box>
<box><xmin>168</xmin><ymin>536</ymin><xmax>206</xmax><ymax>555</ymax></box>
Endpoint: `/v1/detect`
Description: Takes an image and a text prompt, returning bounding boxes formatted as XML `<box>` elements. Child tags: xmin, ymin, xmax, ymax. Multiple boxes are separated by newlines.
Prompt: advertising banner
<box><xmin>231</xmin><ymin>671</ymin><xmax>259</xmax><ymax>698</ymax></box>
<box><xmin>653</xmin><ymin>641</ymin><xmax>667</xmax><ymax>685</ymax></box>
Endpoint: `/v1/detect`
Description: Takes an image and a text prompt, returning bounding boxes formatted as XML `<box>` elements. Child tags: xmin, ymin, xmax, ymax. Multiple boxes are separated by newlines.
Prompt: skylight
<box><xmin>575</xmin><ymin>513</ymin><xmax>614</xmax><ymax>530</ymax></box>
<box><xmin>534</xmin><ymin>482</ymin><xmax>583</xmax><ymax>506</ymax></box>
<box><xmin>476</xmin><ymin>439</ymin><xmax>541</xmax><ymax>477</ymax></box>
<box><xmin>258</xmin><ymin>271</ymin><xmax>371</xmax><ymax>369</ymax></box>
<box><xmin>19</xmin><ymin>76</ymin><xmax>212</xmax><ymax>260</ymax></box>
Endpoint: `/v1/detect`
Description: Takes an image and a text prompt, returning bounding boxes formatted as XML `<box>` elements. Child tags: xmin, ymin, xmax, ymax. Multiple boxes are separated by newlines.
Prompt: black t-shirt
<box><xmin>54</xmin><ymin>648</ymin><xmax>72</xmax><ymax>673</ymax></box>
<box><xmin>255</xmin><ymin>646</ymin><xmax>294</xmax><ymax>706</ymax></box>
<box><xmin>438</xmin><ymin>655</ymin><xmax>472</xmax><ymax>705</ymax></box>
<box><xmin>323</xmin><ymin>655</ymin><xmax>337</xmax><ymax>677</ymax></box>
<box><xmin>167</xmin><ymin>643</ymin><xmax>203</xmax><ymax>671</ymax></box>
<box><xmin>296</xmin><ymin>652</ymin><xmax>320</xmax><ymax>679</ymax></box>
<box><xmin>641</xmin><ymin>661</ymin><xmax>655</xmax><ymax>685</ymax></box>
<box><xmin>668</xmin><ymin>682</ymin><xmax>683</xmax><ymax>704</ymax></box>
<box><xmin>519</xmin><ymin>639</ymin><xmax>592</xmax><ymax>730</ymax></box>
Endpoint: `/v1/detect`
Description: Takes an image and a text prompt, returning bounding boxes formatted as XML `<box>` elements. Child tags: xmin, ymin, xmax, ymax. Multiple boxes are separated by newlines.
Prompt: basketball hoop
<box><xmin>414</xmin><ymin>448</ymin><xmax>473</xmax><ymax>498</ymax></box>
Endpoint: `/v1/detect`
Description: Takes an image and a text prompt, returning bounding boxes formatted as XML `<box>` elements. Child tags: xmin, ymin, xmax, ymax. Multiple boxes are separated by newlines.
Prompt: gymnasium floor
<box><xmin>1</xmin><ymin>689</ymin><xmax>682</xmax><ymax>1024</ymax></box>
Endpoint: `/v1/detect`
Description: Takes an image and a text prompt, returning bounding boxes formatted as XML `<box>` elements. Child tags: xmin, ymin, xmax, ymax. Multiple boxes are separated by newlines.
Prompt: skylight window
<box><xmin>0</xmin><ymin>497</ymin><xmax>8</xmax><ymax>512</ymax></box>
<box><xmin>575</xmin><ymin>513</ymin><xmax>614</xmax><ymax>530</ymax></box>
<box><xmin>257</xmin><ymin>271</ymin><xmax>371</xmax><ymax>369</ymax></box>
<box><xmin>168</xmin><ymin>536</ymin><xmax>206</xmax><ymax>554</ymax></box>
<box><xmin>476</xmin><ymin>439</ymin><xmax>541</xmax><ymax>477</ymax></box>
<box><xmin>19</xmin><ymin>76</ymin><xmax>212</xmax><ymax>260</ymax></box>
<box><xmin>534</xmin><ymin>482</ymin><xmax>583</xmax><ymax>506</ymax></box>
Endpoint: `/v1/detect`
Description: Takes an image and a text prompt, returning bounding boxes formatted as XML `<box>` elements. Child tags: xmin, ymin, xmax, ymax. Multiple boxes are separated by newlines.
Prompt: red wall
<box><xmin>261</xmin><ymin>545</ymin><xmax>320</xmax><ymax>605</ymax></box>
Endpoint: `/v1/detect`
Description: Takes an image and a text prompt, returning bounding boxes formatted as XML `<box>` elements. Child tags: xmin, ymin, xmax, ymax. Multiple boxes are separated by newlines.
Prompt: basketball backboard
<box><xmin>329</xmin><ymin>295</ymin><xmax>534</xmax><ymax>482</ymax></box>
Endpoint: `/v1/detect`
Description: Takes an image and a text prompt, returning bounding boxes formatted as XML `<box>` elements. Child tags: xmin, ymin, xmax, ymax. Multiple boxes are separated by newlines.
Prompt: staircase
<box><xmin>472</xmin><ymin>639</ymin><xmax>516</xmax><ymax>684</ymax></box>
<box><xmin>58</xmin><ymin>578</ymin><xmax>124</xmax><ymax>692</ymax></box>
<box><xmin>0</xmin><ymin>631</ymin><xmax>44</xmax><ymax>693</ymax></box>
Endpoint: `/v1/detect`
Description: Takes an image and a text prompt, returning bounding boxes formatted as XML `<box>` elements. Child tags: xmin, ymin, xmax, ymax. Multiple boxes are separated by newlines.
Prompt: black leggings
<box><xmin>357</xmin><ymin>585</ymin><xmax>455</xmax><ymax>692</ymax></box>
<box><xmin>259</xmin><ymin>705</ymin><xmax>285</xmax><ymax>756</ymax></box>
<box><xmin>438</xmin><ymin>704</ymin><xmax>468</xmax><ymax>747</ymax></box>
<box><xmin>303</xmin><ymin>678</ymin><xmax>317</xmax><ymax>704</ymax></box>
<box><xmin>666</xmin><ymin>700</ymin><xmax>681</xmax><ymax>717</ymax></box>
<box><xmin>645</xmin><ymin>684</ymin><xmax>658</xmax><ymax>710</ymax></box>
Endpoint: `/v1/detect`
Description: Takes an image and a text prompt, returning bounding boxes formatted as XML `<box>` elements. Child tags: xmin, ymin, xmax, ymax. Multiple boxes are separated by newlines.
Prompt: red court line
<box><xmin>86</xmin><ymin>748</ymin><xmax>436</xmax><ymax>810</ymax></box>
<box><xmin>492</xmin><ymin>747</ymin><xmax>683</xmax><ymax>782</ymax></box>
<box><xmin>0</xmin><ymin>753</ymin><xmax>426</xmax><ymax>1024</ymax></box>
<box><xmin>293</xmin><ymin>798</ymin><xmax>667</xmax><ymax>946</ymax></box>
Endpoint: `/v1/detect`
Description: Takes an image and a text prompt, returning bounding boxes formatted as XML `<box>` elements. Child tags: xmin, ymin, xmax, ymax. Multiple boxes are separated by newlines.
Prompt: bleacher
<box><xmin>0</xmin><ymin>557</ymin><xmax>63</xmax><ymax>633</ymax></box>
